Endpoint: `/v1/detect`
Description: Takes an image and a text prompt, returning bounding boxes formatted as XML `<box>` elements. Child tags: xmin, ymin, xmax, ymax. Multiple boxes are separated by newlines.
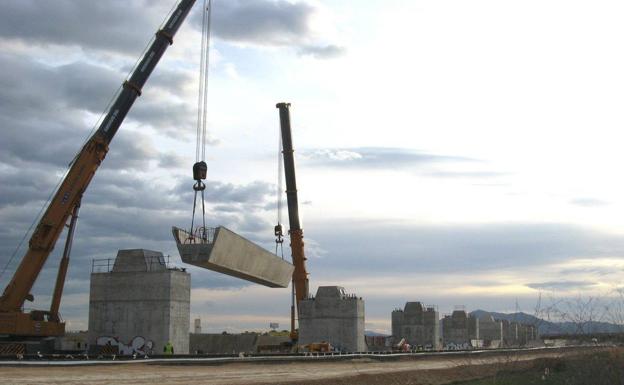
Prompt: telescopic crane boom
<box><xmin>276</xmin><ymin>103</ymin><xmax>309</xmax><ymax>341</ymax></box>
<box><xmin>0</xmin><ymin>0</ymin><xmax>196</xmax><ymax>338</ymax></box>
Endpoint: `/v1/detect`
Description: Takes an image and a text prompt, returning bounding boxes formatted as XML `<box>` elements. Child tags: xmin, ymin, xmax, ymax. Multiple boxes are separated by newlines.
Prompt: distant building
<box><xmin>478</xmin><ymin>314</ymin><xmax>503</xmax><ymax>347</ymax></box>
<box><xmin>442</xmin><ymin>310</ymin><xmax>479</xmax><ymax>347</ymax></box>
<box><xmin>501</xmin><ymin>319</ymin><xmax>538</xmax><ymax>346</ymax></box>
<box><xmin>392</xmin><ymin>302</ymin><xmax>440</xmax><ymax>349</ymax></box>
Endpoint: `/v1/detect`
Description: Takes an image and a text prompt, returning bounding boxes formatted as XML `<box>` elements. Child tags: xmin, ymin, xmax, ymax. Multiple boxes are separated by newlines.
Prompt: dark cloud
<box><xmin>570</xmin><ymin>198</ymin><xmax>610</xmax><ymax>207</ymax></box>
<box><xmin>558</xmin><ymin>266</ymin><xmax>616</xmax><ymax>277</ymax></box>
<box><xmin>127</xmin><ymin>98</ymin><xmax>197</xmax><ymax>134</ymax></box>
<box><xmin>299</xmin><ymin>147</ymin><xmax>503</xmax><ymax>178</ymax></box>
<box><xmin>205</xmin><ymin>180</ymin><xmax>273</xmax><ymax>204</ymax></box>
<box><xmin>0</xmin><ymin>174</ymin><xmax>279</xmax><ymax>312</ymax></box>
<box><xmin>0</xmin><ymin>52</ymin><xmax>196</xmax><ymax>171</ymax></box>
<box><xmin>172</xmin><ymin>178</ymin><xmax>274</xmax><ymax>205</ymax></box>
<box><xmin>0</xmin><ymin>167</ymin><xmax>59</xmax><ymax>209</ymax></box>
<box><xmin>0</xmin><ymin>1</ymin><xmax>168</xmax><ymax>54</ymax></box>
<box><xmin>298</xmin><ymin>44</ymin><xmax>346</xmax><ymax>59</ymax></box>
<box><xmin>425</xmin><ymin>171</ymin><xmax>508</xmax><ymax>178</ymax></box>
<box><xmin>0</xmin><ymin>1</ymin><xmax>344</xmax><ymax>60</ymax></box>
<box><xmin>195</xmin><ymin>0</ymin><xmax>345</xmax><ymax>58</ymax></box>
<box><xmin>526</xmin><ymin>281</ymin><xmax>599</xmax><ymax>291</ymax></box>
<box><xmin>304</xmin><ymin>220</ymin><xmax>624</xmax><ymax>276</ymax></box>
<box><xmin>157</xmin><ymin>152</ymin><xmax>188</xmax><ymax>169</ymax></box>
<box><xmin>206</xmin><ymin>0</ymin><xmax>313</xmax><ymax>46</ymax></box>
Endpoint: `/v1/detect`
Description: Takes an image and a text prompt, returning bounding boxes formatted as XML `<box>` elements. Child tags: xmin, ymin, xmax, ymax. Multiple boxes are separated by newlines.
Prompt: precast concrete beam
<box><xmin>172</xmin><ymin>226</ymin><xmax>294</xmax><ymax>288</ymax></box>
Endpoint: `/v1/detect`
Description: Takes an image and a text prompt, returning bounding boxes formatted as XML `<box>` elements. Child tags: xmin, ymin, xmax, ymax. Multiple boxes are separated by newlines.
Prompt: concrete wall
<box><xmin>54</xmin><ymin>331</ymin><xmax>89</xmax><ymax>352</ymax></box>
<box><xmin>190</xmin><ymin>333</ymin><xmax>257</xmax><ymax>354</ymax></box>
<box><xmin>88</xmin><ymin>249</ymin><xmax>191</xmax><ymax>355</ymax></box>
<box><xmin>189</xmin><ymin>333</ymin><xmax>291</xmax><ymax>354</ymax></box>
<box><xmin>442</xmin><ymin>310</ymin><xmax>479</xmax><ymax>346</ymax></box>
<box><xmin>392</xmin><ymin>302</ymin><xmax>440</xmax><ymax>349</ymax></box>
<box><xmin>298</xmin><ymin>286</ymin><xmax>366</xmax><ymax>352</ymax></box>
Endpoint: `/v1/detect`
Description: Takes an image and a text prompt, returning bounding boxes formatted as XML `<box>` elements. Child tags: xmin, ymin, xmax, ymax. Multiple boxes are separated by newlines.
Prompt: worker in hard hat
<box><xmin>163</xmin><ymin>341</ymin><xmax>174</xmax><ymax>355</ymax></box>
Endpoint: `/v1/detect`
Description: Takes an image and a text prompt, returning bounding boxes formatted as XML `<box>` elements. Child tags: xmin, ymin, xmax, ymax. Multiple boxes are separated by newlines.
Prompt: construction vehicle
<box><xmin>393</xmin><ymin>338</ymin><xmax>411</xmax><ymax>352</ymax></box>
<box><xmin>275</xmin><ymin>103</ymin><xmax>310</xmax><ymax>342</ymax></box>
<box><xmin>303</xmin><ymin>341</ymin><xmax>332</xmax><ymax>353</ymax></box>
<box><xmin>0</xmin><ymin>0</ymin><xmax>196</xmax><ymax>345</ymax></box>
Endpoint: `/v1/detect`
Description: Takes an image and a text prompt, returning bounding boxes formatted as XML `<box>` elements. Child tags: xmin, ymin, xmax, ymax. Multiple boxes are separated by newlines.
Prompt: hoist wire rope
<box><xmin>277</xmin><ymin>133</ymin><xmax>283</xmax><ymax>227</ymax></box>
<box><xmin>275</xmin><ymin>116</ymin><xmax>285</xmax><ymax>258</ymax></box>
<box><xmin>196</xmin><ymin>0</ymin><xmax>212</xmax><ymax>162</ymax></box>
<box><xmin>201</xmin><ymin>0</ymin><xmax>212</xmax><ymax>161</ymax></box>
<box><xmin>0</xmin><ymin>176</ymin><xmax>65</xmax><ymax>283</ymax></box>
<box><xmin>190</xmin><ymin>0</ymin><xmax>212</xmax><ymax>236</ymax></box>
<box><xmin>0</xmin><ymin>0</ymin><xmax>181</xmax><ymax>283</ymax></box>
<box><xmin>195</xmin><ymin>0</ymin><xmax>208</xmax><ymax>163</ymax></box>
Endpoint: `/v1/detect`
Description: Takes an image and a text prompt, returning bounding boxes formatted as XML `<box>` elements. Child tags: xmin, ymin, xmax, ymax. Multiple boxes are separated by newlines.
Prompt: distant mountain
<box><xmin>470</xmin><ymin>309</ymin><xmax>623</xmax><ymax>336</ymax></box>
<box><xmin>471</xmin><ymin>309</ymin><xmax>541</xmax><ymax>325</ymax></box>
<box><xmin>365</xmin><ymin>330</ymin><xmax>390</xmax><ymax>337</ymax></box>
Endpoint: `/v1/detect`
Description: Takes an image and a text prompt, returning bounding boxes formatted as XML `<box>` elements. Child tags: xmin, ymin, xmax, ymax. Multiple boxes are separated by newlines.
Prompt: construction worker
<box><xmin>163</xmin><ymin>341</ymin><xmax>174</xmax><ymax>355</ymax></box>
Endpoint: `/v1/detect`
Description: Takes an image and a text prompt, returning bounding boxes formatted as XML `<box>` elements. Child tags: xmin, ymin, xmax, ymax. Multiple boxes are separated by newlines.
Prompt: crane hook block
<box><xmin>193</xmin><ymin>161</ymin><xmax>207</xmax><ymax>181</ymax></box>
<box><xmin>274</xmin><ymin>224</ymin><xmax>283</xmax><ymax>237</ymax></box>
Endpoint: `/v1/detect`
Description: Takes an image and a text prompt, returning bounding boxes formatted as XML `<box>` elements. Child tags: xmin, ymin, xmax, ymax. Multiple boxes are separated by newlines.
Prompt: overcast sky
<box><xmin>1</xmin><ymin>0</ymin><xmax>624</xmax><ymax>334</ymax></box>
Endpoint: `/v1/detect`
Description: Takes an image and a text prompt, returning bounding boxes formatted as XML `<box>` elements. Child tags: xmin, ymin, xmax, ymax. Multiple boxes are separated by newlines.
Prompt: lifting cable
<box><xmin>190</xmin><ymin>0</ymin><xmax>212</xmax><ymax>242</ymax></box>
<box><xmin>275</xmin><ymin>132</ymin><xmax>284</xmax><ymax>258</ymax></box>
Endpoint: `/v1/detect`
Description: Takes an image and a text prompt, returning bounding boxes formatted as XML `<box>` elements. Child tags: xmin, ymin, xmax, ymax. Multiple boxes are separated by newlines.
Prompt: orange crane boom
<box><xmin>276</xmin><ymin>103</ymin><xmax>309</xmax><ymax>341</ymax></box>
<box><xmin>0</xmin><ymin>0</ymin><xmax>197</xmax><ymax>338</ymax></box>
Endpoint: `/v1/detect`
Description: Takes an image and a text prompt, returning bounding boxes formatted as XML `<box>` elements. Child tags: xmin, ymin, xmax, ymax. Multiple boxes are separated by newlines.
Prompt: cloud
<box><xmin>299</xmin><ymin>147</ymin><xmax>504</xmax><ymax>178</ymax></box>
<box><xmin>191</xmin><ymin>0</ymin><xmax>345</xmax><ymax>58</ymax></box>
<box><xmin>0</xmin><ymin>51</ymin><xmax>197</xmax><ymax>171</ymax></box>
<box><xmin>305</xmin><ymin>219</ymin><xmax>624</xmax><ymax>276</ymax></box>
<box><xmin>0</xmin><ymin>174</ymin><xmax>280</xmax><ymax>311</ymax></box>
<box><xmin>425</xmin><ymin>170</ymin><xmax>508</xmax><ymax>178</ymax></box>
<box><xmin>0</xmin><ymin>1</ymin><xmax>345</xmax><ymax>61</ymax></box>
<box><xmin>526</xmin><ymin>280</ymin><xmax>599</xmax><ymax>291</ymax></box>
<box><xmin>207</xmin><ymin>0</ymin><xmax>313</xmax><ymax>46</ymax></box>
<box><xmin>570</xmin><ymin>198</ymin><xmax>610</xmax><ymax>207</ymax></box>
<box><xmin>298</xmin><ymin>44</ymin><xmax>346</xmax><ymax>59</ymax></box>
<box><xmin>173</xmin><ymin>178</ymin><xmax>274</xmax><ymax>206</ymax></box>
<box><xmin>301</xmin><ymin>147</ymin><xmax>473</xmax><ymax>167</ymax></box>
<box><xmin>558</xmin><ymin>265</ymin><xmax>618</xmax><ymax>277</ymax></box>
<box><xmin>157</xmin><ymin>152</ymin><xmax>188</xmax><ymax>169</ymax></box>
<box><xmin>0</xmin><ymin>1</ymin><xmax>168</xmax><ymax>54</ymax></box>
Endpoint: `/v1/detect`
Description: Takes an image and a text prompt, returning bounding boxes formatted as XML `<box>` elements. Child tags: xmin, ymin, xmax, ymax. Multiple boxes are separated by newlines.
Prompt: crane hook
<box><xmin>193</xmin><ymin>161</ymin><xmax>207</xmax><ymax>191</ymax></box>
<box><xmin>190</xmin><ymin>161</ymin><xmax>208</xmax><ymax>242</ymax></box>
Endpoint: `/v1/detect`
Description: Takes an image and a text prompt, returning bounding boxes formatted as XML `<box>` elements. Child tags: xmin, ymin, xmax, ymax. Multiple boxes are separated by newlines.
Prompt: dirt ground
<box><xmin>0</xmin><ymin>348</ymin><xmax>602</xmax><ymax>385</ymax></box>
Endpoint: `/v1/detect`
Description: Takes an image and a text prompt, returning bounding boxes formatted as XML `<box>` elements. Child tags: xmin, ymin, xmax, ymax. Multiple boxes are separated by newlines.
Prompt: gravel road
<box><xmin>0</xmin><ymin>347</ymin><xmax>600</xmax><ymax>385</ymax></box>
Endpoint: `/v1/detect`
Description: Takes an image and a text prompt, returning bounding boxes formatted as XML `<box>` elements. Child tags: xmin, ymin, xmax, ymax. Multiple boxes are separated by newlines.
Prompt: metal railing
<box><xmin>177</xmin><ymin>227</ymin><xmax>216</xmax><ymax>245</ymax></box>
<box><xmin>91</xmin><ymin>255</ymin><xmax>177</xmax><ymax>273</ymax></box>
